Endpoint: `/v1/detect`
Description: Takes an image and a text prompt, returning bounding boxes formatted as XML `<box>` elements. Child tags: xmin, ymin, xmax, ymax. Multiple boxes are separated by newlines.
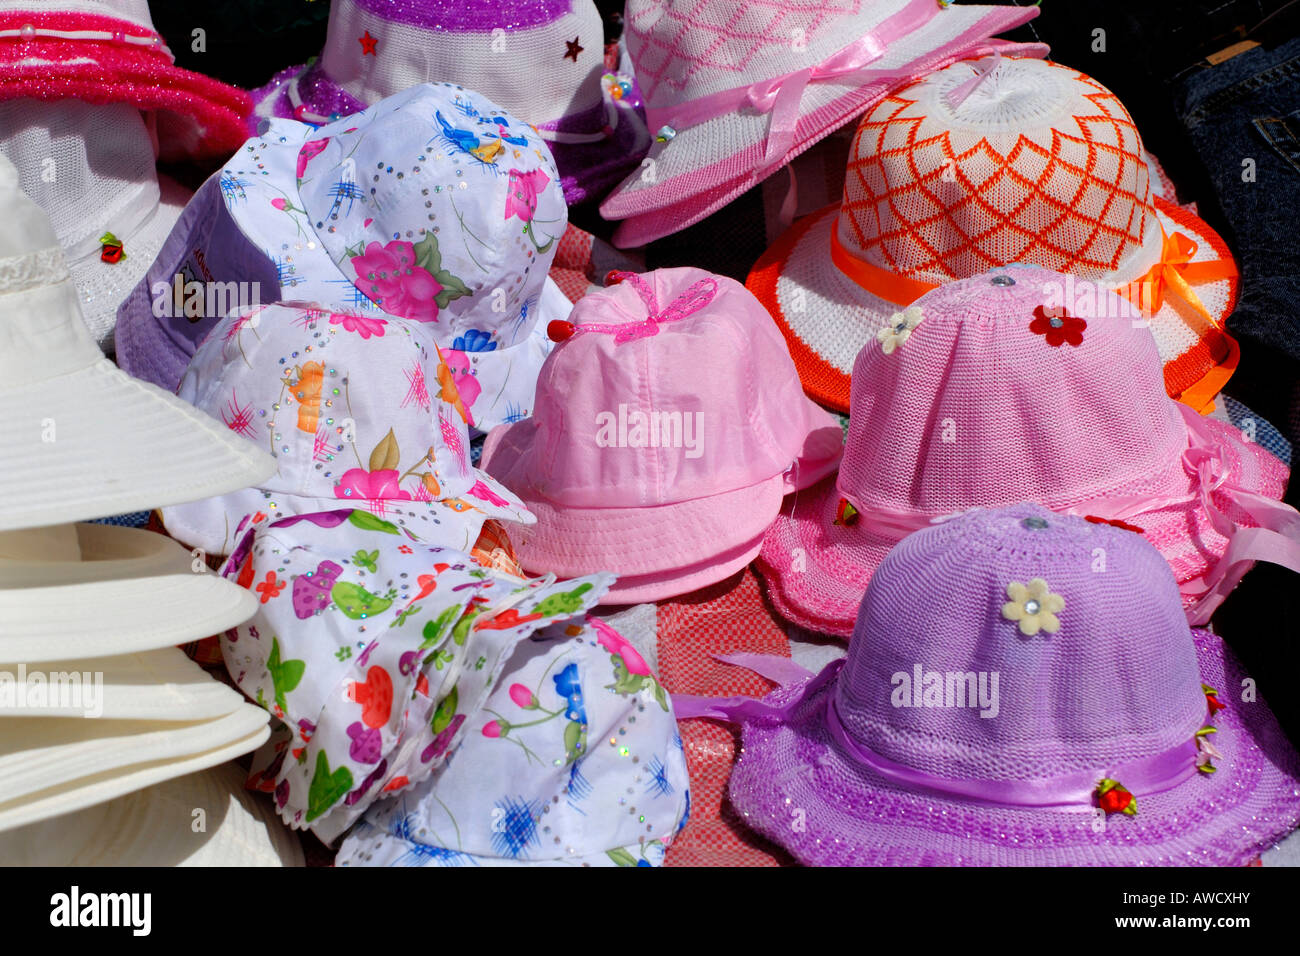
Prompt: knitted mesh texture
<box><xmin>731</xmin><ymin>506</ymin><xmax>1300</xmax><ymax>866</ymax></box>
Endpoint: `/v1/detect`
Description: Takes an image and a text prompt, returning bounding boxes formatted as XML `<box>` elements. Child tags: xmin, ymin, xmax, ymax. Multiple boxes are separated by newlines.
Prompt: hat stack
<box><xmin>0</xmin><ymin>154</ymin><xmax>285</xmax><ymax>852</ymax></box>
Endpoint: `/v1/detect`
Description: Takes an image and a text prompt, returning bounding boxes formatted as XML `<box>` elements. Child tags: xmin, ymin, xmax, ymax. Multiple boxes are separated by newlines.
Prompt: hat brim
<box><xmin>749</xmin><ymin>198</ymin><xmax>1239</xmax><ymax>414</ymax></box>
<box><xmin>758</xmin><ymin>418</ymin><xmax>1290</xmax><ymax>636</ymax></box>
<box><xmin>0</xmin><ymin>761</ymin><xmax>302</xmax><ymax>866</ymax></box>
<box><xmin>0</xmin><ymin>646</ymin><xmax>248</xmax><ymax>720</ymax></box>
<box><xmin>481</xmin><ymin>420</ymin><xmax>790</xmax><ymax>603</ymax></box>
<box><xmin>727</xmin><ymin>629</ymin><xmax>1300</xmax><ymax>866</ymax></box>
<box><xmin>159</xmin><ymin>467</ymin><xmax>535</xmax><ymax>558</ymax></box>
<box><xmin>0</xmin><ymin>707</ymin><xmax>269</xmax><ymax>833</ymax></box>
<box><xmin>0</xmin><ymin>523</ymin><xmax>259</xmax><ymax>664</ymax></box>
<box><xmin>72</xmin><ymin>174</ymin><xmax>189</xmax><ymax>354</ymax></box>
<box><xmin>600</xmin><ymin>5</ymin><xmax>1042</xmax><ymax>239</ymax></box>
<box><xmin>0</xmin><ymin>356</ymin><xmax>275</xmax><ymax>533</ymax></box>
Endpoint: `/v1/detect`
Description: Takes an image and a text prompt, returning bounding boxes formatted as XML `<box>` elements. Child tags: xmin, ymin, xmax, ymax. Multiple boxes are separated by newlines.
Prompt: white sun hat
<box><xmin>0</xmin><ymin>99</ymin><xmax>190</xmax><ymax>353</ymax></box>
<box><xmin>0</xmin><ymin>762</ymin><xmax>303</xmax><ymax>867</ymax></box>
<box><xmin>0</xmin><ymin>706</ymin><xmax>270</xmax><ymax>833</ymax></box>
<box><xmin>0</xmin><ymin>523</ymin><xmax>258</xmax><ymax>664</ymax></box>
<box><xmin>0</xmin><ymin>152</ymin><xmax>275</xmax><ymax>531</ymax></box>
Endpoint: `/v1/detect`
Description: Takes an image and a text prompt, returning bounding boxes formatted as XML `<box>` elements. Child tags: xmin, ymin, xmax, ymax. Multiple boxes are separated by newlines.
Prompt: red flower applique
<box><xmin>1203</xmin><ymin>683</ymin><xmax>1226</xmax><ymax>714</ymax></box>
<box><xmin>1095</xmin><ymin>778</ymin><xmax>1137</xmax><ymax>816</ymax></box>
<box><xmin>255</xmin><ymin>571</ymin><xmax>285</xmax><ymax>604</ymax></box>
<box><xmin>1029</xmin><ymin>305</ymin><xmax>1087</xmax><ymax>347</ymax></box>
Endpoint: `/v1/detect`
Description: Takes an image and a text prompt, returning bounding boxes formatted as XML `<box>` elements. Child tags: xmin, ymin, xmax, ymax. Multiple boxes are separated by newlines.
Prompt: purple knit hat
<box><xmin>251</xmin><ymin>0</ymin><xmax>649</xmax><ymax>205</ymax></box>
<box><xmin>681</xmin><ymin>504</ymin><xmax>1300</xmax><ymax>866</ymax></box>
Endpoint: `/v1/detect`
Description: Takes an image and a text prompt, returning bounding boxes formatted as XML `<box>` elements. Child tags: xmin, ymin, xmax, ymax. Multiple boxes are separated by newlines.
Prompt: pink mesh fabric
<box><xmin>843</xmin><ymin>57</ymin><xmax>1157</xmax><ymax>283</ymax></box>
<box><xmin>756</xmin><ymin>265</ymin><xmax>1289</xmax><ymax>635</ymax></box>
<box><xmin>731</xmin><ymin>505</ymin><xmax>1300</xmax><ymax>866</ymax></box>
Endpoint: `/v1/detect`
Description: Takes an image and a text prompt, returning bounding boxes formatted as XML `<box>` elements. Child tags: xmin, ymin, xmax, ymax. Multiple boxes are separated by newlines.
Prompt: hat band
<box><xmin>0</xmin><ymin>13</ymin><xmax>170</xmax><ymax>57</ymax></box>
<box><xmin>677</xmin><ymin>654</ymin><xmax>1202</xmax><ymax>812</ymax></box>
<box><xmin>645</xmin><ymin>0</ymin><xmax>943</xmax><ymax>177</ymax></box>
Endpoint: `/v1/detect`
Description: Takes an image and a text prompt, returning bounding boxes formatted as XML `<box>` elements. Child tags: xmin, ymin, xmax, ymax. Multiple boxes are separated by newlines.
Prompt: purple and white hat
<box><xmin>680</xmin><ymin>504</ymin><xmax>1300</xmax><ymax>866</ymax></box>
<box><xmin>116</xmin><ymin>82</ymin><xmax>571</xmax><ymax>433</ymax></box>
<box><xmin>251</xmin><ymin>0</ymin><xmax>649</xmax><ymax>206</ymax></box>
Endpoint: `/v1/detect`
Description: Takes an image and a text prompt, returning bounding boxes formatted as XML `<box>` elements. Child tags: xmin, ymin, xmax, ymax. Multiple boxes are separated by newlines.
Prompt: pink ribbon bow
<box><xmin>570</xmin><ymin>273</ymin><xmax>718</xmax><ymax>345</ymax></box>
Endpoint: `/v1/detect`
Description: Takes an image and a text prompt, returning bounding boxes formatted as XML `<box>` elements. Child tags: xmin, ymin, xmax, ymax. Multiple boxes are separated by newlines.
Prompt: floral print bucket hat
<box><xmin>116</xmin><ymin>82</ymin><xmax>570</xmax><ymax>432</ymax></box>
<box><xmin>336</xmin><ymin>614</ymin><xmax>690</xmax><ymax>867</ymax></box>
<box><xmin>219</xmin><ymin>507</ymin><xmax>614</xmax><ymax>842</ymax></box>
<box><xmin>159</xmin><ymin>302</ymin><xmax>532</xmax><ymax>558</ymax></box>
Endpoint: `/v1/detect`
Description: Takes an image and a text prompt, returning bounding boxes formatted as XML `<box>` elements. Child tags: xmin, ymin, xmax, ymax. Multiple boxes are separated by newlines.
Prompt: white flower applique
<box><xmin>876</xmin><ymin>306</ymin><xmax>923</xmax><ymax>355</ymax></box>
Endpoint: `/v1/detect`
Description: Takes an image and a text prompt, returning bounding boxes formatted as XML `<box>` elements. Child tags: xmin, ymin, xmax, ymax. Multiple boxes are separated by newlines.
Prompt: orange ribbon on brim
<box><xmin>1116</xmin><ymin>228</ymin><xmax>1238</xmax><ymax>327</ymax></box>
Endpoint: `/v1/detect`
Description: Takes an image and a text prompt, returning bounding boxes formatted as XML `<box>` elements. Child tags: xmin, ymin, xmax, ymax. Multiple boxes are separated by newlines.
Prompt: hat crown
<box><xmin>179</xmin><ymin>303</ymin><xmax>475</xmax><ymax>505</ymax></box>
<box><xmin>837</xmin><ymin>504</ymin><xmax>1207</xmax><ymax>782</ymax></box>
<box><xmin>839</xmin><ymin>58</ymin><xmax>1160</xmax><ymax>284</ymax></box>
<box><xmin>321</xmin><ymin>0</ymin><xmax>605</xmax><ymax>125</ymax></box>
<box><xmin>838</xmin><ymin>265</ymin><xmax>1189</xmax><ymax>516</ymax></box>
<box><xmin>296</xmin><ymin>83</ymin><xmax>566</xmax><ymax>352</ymax></box>
<box><xmin>0</xmin><ymin>153</ymin><xmax>58</xmax><ymax>260</ymax></box>
<box><xmin>626</xmin><ymin>0</ymin><xmax>893</xmax><ymax>105</ymax></box>
<box><xmin>524</xmin><ymin>267</ymin><xmax>816</xmax><ymax>507</ymax></box>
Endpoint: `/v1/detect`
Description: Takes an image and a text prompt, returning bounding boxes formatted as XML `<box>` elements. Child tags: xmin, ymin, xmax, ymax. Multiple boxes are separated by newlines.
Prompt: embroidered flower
<box><xmin>1001</xmin><ymin>578</ymin><xmax>1064</xmax><ymax>636</ymax></box>
<box><xmin>334</xmin><ymin>467</ymin><xmax>412</xmax><ymax>501</ymax></box>
<box><xmin>504</xmin><ymin>168</ymin><xmax>550</xmax><ymax>224</ymax></box>
<box><xmin>468</xmin><ymin>479</ymin><xmax>510</xmax><ymax>507</ymax></box>
<box><xmin>595</xmin><ymin>619</ymin><xmax>651</xmax><ymax>677</ymax></box>
<box><xmin>1195</xmin><ymin>725</ymin><xmax>1221</xmax><ymax>774</ymax></box>
<box><xmin>452</xmin><ymin>329</ymin><xmax>497</xmax><ymax>353</ymax></box>
<box><xmin>1203</xmin><ymin>683</ymin><xmax>1226</xmax><ymax>714</ymax></box>
<box><xmin>1029</xmin><ymin>305</ymin><xmax>1087</xmax><ymax>347</ymax></box>
<box><xmin>329</xmin><ymin>311</ymin><xmax>387</xmax><ymax>339</ymax></box>
<box><xmin>438</xmin><ymin>349</ymin><xmax>479</xmax><ymax>425</ymax></box>
<box><xmin>296</xmin><ymin>138</ymin><xmax>329</xmax><ymax>179</ymax></box>
<box><xmin>509</xmin><ymin>684</ymin><xmax>538</xmax><ymax>709</ymax></box>
<box><xmin>1095</xmin><ymin>778</ymin><xmax>1137</xmax><ymax>816</ymax></box>
<box><xmin>255</xmin><ymin>571</ymin><xmax>285</xmax><ymax>604</ymax></box>
<box><xmin>350</xmin><ymin>240</ymin><xmax>443</xmax><ymax>323</ymax></box>
<box><xmin>876</xmin><ymin>306</ymin><xmax>923</xmax><ymax>355</ymax></box>
<box><xmin>482</xmin><ymin>719</ymin><xmax>506</xmax><ymax>738</ymax></box>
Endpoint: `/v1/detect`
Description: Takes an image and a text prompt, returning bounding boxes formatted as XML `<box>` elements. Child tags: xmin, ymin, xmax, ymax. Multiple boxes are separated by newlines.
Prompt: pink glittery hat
<box><xmin>681</xmin><ymin>505</ymin><xmax>1300</xmax><ymax>866</ymax></box>
<box><xmin>480</xmin><ymin>267</ymin><xmax>844</xmax><ymax>604</ymax></box>
<box><xmin>0</xmin><ymin>0</ymin><xmax>252</xmax><ymax>161</ymax></box>
<box><xmin>758</xmin><ymin>264</ymin><xmax>1300</xmax><ymax>637</ymax></box>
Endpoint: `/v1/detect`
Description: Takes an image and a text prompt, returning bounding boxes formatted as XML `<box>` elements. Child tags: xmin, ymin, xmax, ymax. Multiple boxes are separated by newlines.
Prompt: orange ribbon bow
<box><xmin>1118</xmin><ymin>229</ymin><xmax>1238</xmax><ymax>327</ymax></box>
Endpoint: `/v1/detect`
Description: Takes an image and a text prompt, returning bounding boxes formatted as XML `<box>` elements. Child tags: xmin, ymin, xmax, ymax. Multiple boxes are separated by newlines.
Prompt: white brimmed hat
<box><xmin>0</xmin><ymin>153</ymin><xmax>276</xmax><ymax>532</ymax></box>
<box><xmin>0</xmin><ymin>99</ymin><xmax>189</xmax><ymax>353</ymax></box>
<box><xmin>0</xmin><ymin>523</ymin><xmax>258</xmax><ymax>664</ymax></box>
<box><xmin>0</xmin><ymin>762</ymin><xmax>302</xmax><ymax>867</ymax></box>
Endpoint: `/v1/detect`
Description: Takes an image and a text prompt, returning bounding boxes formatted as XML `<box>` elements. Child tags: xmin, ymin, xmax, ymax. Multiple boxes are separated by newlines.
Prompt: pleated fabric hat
<box><xmin>0</xmin><ymin>153</ymin><xmax>275</xmax><ymax>532</ymax></box>
<box><xmin>251</xmin><ymin>0</ymin><xmax>648</xmax><ymax>206</ymax></box>
<box><xmin>757</xmin><ymin>265</ymin><xmax>1299</xmax><ymax>637</ymax></box>
<box><xmin>749</xmin><ymin>56</ymin><xmax>1241</xmax><ymax>414</ymax></box>
<box><xmin>687</xmin><ymin>505</ymin><xmax>1300</xmax><ymax>866</ymax></box>
<box><xmin>600</xmin><ymin>0</ymin><xmax>1047</xmax><ymax>247</ymax></box>
<box><xmin>480</xmin><ymin>267</ymin><xmax>844</xmax><ymax>604</ymax></box>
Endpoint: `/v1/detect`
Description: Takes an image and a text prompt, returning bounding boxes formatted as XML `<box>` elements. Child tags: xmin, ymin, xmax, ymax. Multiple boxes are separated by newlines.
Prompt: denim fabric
<box><xmin>1178</xmin><ymin>36</ymin><xmax>1300</xmax><ymax>368</ymax></box>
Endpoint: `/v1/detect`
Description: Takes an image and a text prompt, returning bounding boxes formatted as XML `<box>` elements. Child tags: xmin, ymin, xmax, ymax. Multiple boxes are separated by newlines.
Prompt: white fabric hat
<box><xmin>0</xmin><ymin>99</ymin><xmax>189</xmax><ymax>353</ymax></box>
<box><xmin>0</xmin><ymin>762</ymin><xmax>303</xmax><ymax>867</ymax></box>
<box><xmin>0</xmin><ymin>646</ymin><xmax>247</xmax><ymax>720</ymax></box>
<box><xmin>0</xmin><ymin>706</ymin><xmax>269</xmax><ymax>833</ymax></box>
<box><xmin>0</xmin><ymin>153</ymin><xmax>276</xmax><ymax>531</ymax></box>
<box><xmin>0</xmin><ymin>523</ymin><xmax>258</xmax><ymax>664</ymax></box>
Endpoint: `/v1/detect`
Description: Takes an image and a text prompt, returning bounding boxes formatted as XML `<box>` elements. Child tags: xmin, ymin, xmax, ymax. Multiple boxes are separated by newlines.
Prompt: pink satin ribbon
<box><xmin>645</xmin><ymin>0</ymin><xmax>944</xmax><ymax>178</ymax></box>
<box><xmin>569</xmin><ymin>272</ymin><xmax>717</xmax><ymax>345</ymax></box>
<box><xmin>675</xmin><ymin>655</ymin><xmax>1201</xmax><ymax>811</ymax></box>
<box><xmin>833</xmin><ymin>407</ymin><xmax>1300</xmax><ymax>621</ymax></box>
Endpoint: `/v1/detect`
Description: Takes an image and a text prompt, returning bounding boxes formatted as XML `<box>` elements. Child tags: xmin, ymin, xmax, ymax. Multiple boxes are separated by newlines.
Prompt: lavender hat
<box><xmin>251</xmin><ymin>0</ymin><xmax>650</xmax><ymax>205</ymax></box>
<box><xmin>681</xmin><ymin>504</ymin><xmax>1300</xmax><ymax>866</ymax></box>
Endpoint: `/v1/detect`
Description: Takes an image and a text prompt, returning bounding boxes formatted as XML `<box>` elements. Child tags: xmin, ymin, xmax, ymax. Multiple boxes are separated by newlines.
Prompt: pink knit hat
<box><xmin>758</xmin><ymin>265</ymin><xmax>1300</xmax><ymax>637</ymax></box>
<box><xmin>682</xmin><ymin>505</ymin><xmax>1300</xmax><ymax>866</ymax></box>
<box><xmin>480</xmin><ymin>267</ymin><xmax>843</xmax><ymax>604</ymax></box>
<box><xmin>599</xmin><ymin>0</ymin><xmax>1047</xmax><ymax>247</ymax></box>
<box><xmin>0</xmin><ymin>0</ymin><xmax>252</xmax><ymax>161</ymax></box>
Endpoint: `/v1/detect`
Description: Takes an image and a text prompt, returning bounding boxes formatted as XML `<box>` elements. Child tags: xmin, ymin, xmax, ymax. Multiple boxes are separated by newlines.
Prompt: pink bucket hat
<box><xmin>599</xmin><ymin>0</ymin><xmax>1047</xmax><ymax>247</ymax></box>
<box><xmin>758</xmin><ymin>265</ymin><xmax>1300</xmax><ymax>637</ymax></box>
<box><xmin>160</xmin><ymin>302</ymin><xmax>533</xmax><ymax>558</ymax></box>
<box><xmin>480</xmin><ymin>267</ymin><xmax>844</xmax><ymax>604</ymax></box>
<box><xmin>0</xmin><ymin>0</ymin><xmax>252</xmax><ymax>161</ymax></box>
<box><xmin>251</xmin><ymin>0</ymin><xmax>649</xmax><ymax>205</ymax></box>
<box><xmin>748</xmin><ymin>56</ymin><xmax>1241</xmax><ymax>414</ymax></box>
<box><xmin>681</xmin><ymin>505</ymin><xmax>1300</xmax><ymax>866</ymax></box>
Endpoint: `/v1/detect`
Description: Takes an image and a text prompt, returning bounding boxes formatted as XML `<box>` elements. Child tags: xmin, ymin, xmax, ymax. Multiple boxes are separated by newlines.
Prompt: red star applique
<box><xmin>358</xmin><ymin>30</ymin><xmax>378</xmax><ymax>55</ymax></box>
<box><xmin>564</xmin><ymin>36</ymin><xmax>583</xmax><ymax>62</ymax></box>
